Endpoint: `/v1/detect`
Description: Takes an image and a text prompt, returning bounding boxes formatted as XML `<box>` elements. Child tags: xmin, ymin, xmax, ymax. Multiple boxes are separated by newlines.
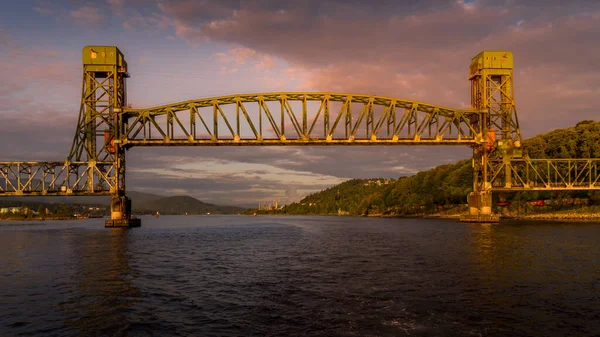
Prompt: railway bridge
<box><xmin>2</xmin><ymin>46</ymin><xmax>599</xmax><ymax>226</ymax></box>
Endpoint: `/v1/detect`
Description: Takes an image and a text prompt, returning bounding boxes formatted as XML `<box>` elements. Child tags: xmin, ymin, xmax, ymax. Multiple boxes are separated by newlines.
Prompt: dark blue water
<box><xmin>0</xmin><ymin>216</ymin><xmax>599</xmax><ymax>336</ymax></box>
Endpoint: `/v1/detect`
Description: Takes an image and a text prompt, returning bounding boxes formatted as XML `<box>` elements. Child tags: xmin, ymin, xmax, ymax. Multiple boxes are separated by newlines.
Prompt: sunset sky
<box><xmin>1</xmin><ymin>0</ymin><xmax>599</xmax><ymax>206</ymax></box>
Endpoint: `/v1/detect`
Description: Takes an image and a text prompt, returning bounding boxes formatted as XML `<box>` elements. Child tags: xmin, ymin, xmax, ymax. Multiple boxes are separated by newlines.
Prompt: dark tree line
<box><xmin>279</xmin><ymin>120</ymin><xmax>600</xmax><ymax>216</ymax></box>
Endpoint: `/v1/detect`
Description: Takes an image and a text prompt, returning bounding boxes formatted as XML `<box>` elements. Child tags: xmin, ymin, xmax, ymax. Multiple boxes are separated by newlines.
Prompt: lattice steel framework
<box><xmin>0</xmin><ymin>46</ymin><xmax>128</xmax><ymax>199</ymax></box>
<box><xmin>2</xmin><ymin>46</ymin><xmax>600</xmax><ymax>217</ymax></box>
<box><xmin>0</xmin><ymin>161</ymin><xmax>113</xmax><ymax>196</ymax></box>
<box><xmin>489</xmin><ymin>159</ymin><xmax>600</xmax><ymax>191</ymax></box>
<box><xmin>122</xmin><ymin>93</ymin><xmax>485</xmax><ymax>146</ymax></box>
<box><xmin>467</xmin><ymin>51</ymin><xmax>523</xmax><ymax>214</ymax></box>
<box><xmin>68</xmin><ymin>46</ymin><xmax>128</xmax><ymax>196</ymax></box>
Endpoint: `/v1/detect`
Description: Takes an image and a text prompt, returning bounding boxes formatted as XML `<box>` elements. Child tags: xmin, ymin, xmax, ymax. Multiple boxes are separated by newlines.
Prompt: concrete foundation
<box><xmin>461</xmin><ymin>191</ymin><xmax>499</xmax><ymax>223</ymax></box>
<box><xmin>105</xmin><ymin>195</ymin><xmax>142</xmax><ymax>228</ymax></box>
<box><xmin>460</xmin><ymin>214</ymin><xmax>500</xmax><ymax>223</ymax></box>
<box><xmin>105</xmin><ymin>218</ymin><xmax>141</xmax><ymax>228</ymax></box>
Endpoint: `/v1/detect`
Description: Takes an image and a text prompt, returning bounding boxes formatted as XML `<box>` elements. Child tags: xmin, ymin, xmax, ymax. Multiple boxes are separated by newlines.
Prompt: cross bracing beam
<box><xmin>122</xmin><ymin>93</ymin><xmax>486</xmax><ymax>146</ymax></box>
<box><xmin>0</xmin><ymin>161</ymin><xmax>115</xmax><ymax>196</ymax></box>
<box><xmin>489</xmin><ymin>158</ymin><xmax>600</xmax><ymax>191</ymax></box>
<box><xmin>4</xmin><ymin>156</ymin><xmax>600</xmax><ymax>197</ymax></box>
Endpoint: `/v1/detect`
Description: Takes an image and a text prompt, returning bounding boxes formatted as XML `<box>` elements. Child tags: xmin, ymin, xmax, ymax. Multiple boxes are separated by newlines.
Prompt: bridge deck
<box><xmin>3</xmin><ymin>157</ymin><xmax>600</xmax><ymax>196</ymax></box>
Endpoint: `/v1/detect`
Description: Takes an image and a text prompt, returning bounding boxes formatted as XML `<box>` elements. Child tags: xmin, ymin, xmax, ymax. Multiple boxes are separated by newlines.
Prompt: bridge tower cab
<box><xmin>464</xmin><ymin>51</ymin><xmax>522</xmax><ymax>222</ymax></box>
<box><xmin>72</xmin><ymin>46</ymin><xmax>140</xmax><ymax>228</ymax></box>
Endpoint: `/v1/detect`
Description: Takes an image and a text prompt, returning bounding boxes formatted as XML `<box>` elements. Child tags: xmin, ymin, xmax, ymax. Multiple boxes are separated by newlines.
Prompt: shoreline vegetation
<box><xmin>246</xmin><ymin>208</ymin><xmax>600</xmax><ymax>222</ymax></box>
<box><xmin>3</xmin><ymin>211</ymin><xmax>600</xmax><ymax>222</ymax></box>
<box><xmin>246</xmin><ymin>121</ymin><xmax>600</xmax><ymax>223</ymax></box>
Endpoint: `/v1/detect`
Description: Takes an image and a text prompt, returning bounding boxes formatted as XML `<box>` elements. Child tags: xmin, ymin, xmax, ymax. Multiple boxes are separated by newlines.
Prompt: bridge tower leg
<box><xmin>463</xmin><ymin>51</ymin><xmax>522</xmax><ymax>222</ymax></box>
<box><xmin>69</xmin><ymin>46</ymin><xmax>140</xmax><ymax>228</ymax></box>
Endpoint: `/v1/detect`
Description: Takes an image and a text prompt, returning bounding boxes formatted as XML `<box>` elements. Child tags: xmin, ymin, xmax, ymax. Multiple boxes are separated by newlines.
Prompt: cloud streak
<box><xmin>151</xmin><ymin>0</ymin><xmax>600</xmax><ymax>136</ymax></box>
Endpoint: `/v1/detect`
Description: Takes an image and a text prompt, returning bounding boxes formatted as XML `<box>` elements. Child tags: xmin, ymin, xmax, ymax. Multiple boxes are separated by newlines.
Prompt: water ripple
<box><xmin>0</xmin><ymin>216</ymin><xmax>599</xmax><ymax>336</ymax></box>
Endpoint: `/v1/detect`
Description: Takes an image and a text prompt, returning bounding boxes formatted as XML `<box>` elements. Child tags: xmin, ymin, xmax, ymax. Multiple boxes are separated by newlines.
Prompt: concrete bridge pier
<box><xmin>105</xmin><ymin>195</ymin><xmax>141</xmax><ymax>228</ymax></box>
<box><xmin>461</xmin><ymin>191</ymin><xmax>499</xmax><ymax>223</ymax></box>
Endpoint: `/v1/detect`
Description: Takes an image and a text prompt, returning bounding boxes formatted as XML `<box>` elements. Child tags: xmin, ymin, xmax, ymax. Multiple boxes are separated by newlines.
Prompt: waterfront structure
<box><xmin>1</xmin><ymin>47</ymin><xmax>599</xmax><ymax>226</ymax></box>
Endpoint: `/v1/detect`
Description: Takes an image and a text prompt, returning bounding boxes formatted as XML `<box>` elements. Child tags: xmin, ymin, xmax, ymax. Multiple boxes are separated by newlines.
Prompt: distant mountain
<box><xmin>133</xmin><ymin>195</ymin><xmax>243</xmax><ymax>215</ymax></box>
<box><xmin>2</xmin><ymin>188</ymin><xmax>244</xmax><ymax>215</ymax></box>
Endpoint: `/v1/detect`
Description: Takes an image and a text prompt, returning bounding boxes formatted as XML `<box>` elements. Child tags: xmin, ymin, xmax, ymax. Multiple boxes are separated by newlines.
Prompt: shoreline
<box><xmin>0</xmin><ymin>216</ymin><xmax>91</xmax><ymax>221</ymax></box>
<box><xmin>249</xmin><ymin>212</ymin><xmax>600</xmax><ymax>223</ymax></box>
<box><xmin>4</xmin><ymin>212</ymin><xmax>599</xmax><ymax>223</ymax></box>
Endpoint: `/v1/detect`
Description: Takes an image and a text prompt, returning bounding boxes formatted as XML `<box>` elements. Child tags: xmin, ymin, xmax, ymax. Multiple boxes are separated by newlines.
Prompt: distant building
<box><xmin>0</xmin><ymin>207</ymin><xmax>30</xmax><ymax>214</ymax></box>
<box><xmin>363</xmin><ymin>179</ymin><xmax>392</xmax><ymax>187</ymax></box>
<box><xmin>258</xmin><ymin>200</ymin><xmax>283</xmax><ymax>211</ymax></box>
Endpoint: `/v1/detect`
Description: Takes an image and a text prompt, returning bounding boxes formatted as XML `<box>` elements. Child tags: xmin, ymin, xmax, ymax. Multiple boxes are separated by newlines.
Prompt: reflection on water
<box><xmin>59</xmin><ymin>229</ymin><xmax>142</xmax><ymax>336</ymax></box>
<box><xmin>467</xmin><ymin>223</ymin><xmax>502</xmax><ymax>277</ymax></box>
<box><xmin>465</xmin><ymin>221</ymin><xmax>600</xmax><ymax>336</ymax></box>
<box><xmin>0</xmin><ymin>216</ymin><xmax>599</xmax><ymax>337</ymax></box>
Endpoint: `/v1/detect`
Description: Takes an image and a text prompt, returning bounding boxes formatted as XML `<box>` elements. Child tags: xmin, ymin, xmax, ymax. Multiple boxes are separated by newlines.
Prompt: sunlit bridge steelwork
<box><xmin>122</xmin><ymin>93</ymin><xmax>485</xmax><ymax>146</ymax></box>
<box><xmin>2</xmin><ymin>46</ymin><xmax>600</xmax><ymax>227</ymax></box>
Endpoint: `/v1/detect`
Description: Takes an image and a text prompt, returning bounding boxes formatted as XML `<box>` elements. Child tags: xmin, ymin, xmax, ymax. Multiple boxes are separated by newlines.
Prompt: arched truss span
<box><xmin>122</xmin><ymin>93</ymin><xmax>485</xmax><ymax>147</ymax></box>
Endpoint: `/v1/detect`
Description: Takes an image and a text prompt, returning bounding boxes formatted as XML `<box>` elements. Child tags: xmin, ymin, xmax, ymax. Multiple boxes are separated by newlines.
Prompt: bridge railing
<box><xmin>122</xmin><ymin>93</ymin><xmax>485</xmax><ymax>146</ymax></box>
<box><xmin>0</xmin><ymin>161</ymin><xmax>115</xmax><ymax>196</ymax></box>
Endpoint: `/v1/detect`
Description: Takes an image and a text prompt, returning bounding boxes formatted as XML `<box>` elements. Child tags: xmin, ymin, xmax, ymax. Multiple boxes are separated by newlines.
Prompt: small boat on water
<box><xmin>156</xmin><ymin>211</ymin><xmax>160</xmax><ymax>218</ymax></box>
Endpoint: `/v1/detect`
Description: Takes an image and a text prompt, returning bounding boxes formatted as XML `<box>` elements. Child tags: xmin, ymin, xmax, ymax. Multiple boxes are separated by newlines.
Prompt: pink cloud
<box><xmin>146</xmin><ymin>1</ymin><xmax>600</xmax><ymax>137</ymax></box>
<box><xmin>228</xmin><ymin>47</ymin><xmax>259</xmax><ymax>64</ymax></box>
<box><xmin>0</xmin><ymin>31</ymin><xmax>83</xmax><ymax>161</ymax></box>
<box><xmin>254</xmin><ymin>55</ymin><xmax>277</xmax><ymax>71</ymax></box>
<box><xmin>33</xmin><ymin>6</ymin><xmax>54</xmax><ymax>15</ymax></box>
<box><xmin>215</xmin><ymin>47</ymin><xmax>281</xmax><ymax>74</ymax></box>
<box><xmin>70</xmin><ymin>6</ymin><xmax>104</xmax><ymax>27</ymax></box>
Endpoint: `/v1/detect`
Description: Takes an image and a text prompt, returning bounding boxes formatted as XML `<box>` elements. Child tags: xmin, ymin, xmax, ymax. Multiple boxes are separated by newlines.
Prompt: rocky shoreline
<box><xmin>517</xmin><ymin>212</ymin><xmax>600</xmax><ymax>221</ymax></box>
<box><xmin>350</xmin><ymin>212</ymin><xmax>600</xmax><ymax>222</ymax></box>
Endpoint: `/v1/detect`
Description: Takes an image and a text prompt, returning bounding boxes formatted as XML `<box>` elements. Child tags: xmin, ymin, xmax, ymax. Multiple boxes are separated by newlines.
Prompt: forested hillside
<box><xmin>134</xmin><ymin>196</ymin><xmax>243</xmax><ymax>215</ymax></box>
<box><xmin>280</xmin><ymin>120</ymin><xmax>600</xmax><ymax>216</ymax></box>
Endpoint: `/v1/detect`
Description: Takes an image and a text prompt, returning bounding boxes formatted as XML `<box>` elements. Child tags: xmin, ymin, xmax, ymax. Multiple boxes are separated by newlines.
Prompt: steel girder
<box><xmin>3</xmin><ymin>157</ymin><xmax>600</xmax><ymax>196</ymax></box>
<box><xmin>488</xmin><ymin>158</ymin><xmax>600</xmax><ymax>191</ymax></box>
<box><xmin>121</xmin><ymin>93</ymin><xmax>485</xmax><ymax>146</ymax></box>
<box><xmin>0</xmin><ymin>161</ymin><xmax>115</xmax><ymax>196</ymax></box>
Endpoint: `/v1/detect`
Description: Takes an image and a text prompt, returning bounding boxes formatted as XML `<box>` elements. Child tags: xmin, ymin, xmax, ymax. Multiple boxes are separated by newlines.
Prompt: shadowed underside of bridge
<box><xmin>1</xmin><ymin>46</ymin><xmax>600</xmax><ymax>226</ymax></box>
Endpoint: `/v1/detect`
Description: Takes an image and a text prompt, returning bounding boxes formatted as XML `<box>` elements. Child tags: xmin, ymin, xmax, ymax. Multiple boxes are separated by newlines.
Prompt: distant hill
<box><xmin>1</xmin><ymin>191</ymin><xmax>243</xmax><ymax>216</ymax></box>
<box><xmin>279</xmin><ymin>120</ymin><xmax>600</xmax><ymax>216</ymax></box>
<box><xmin>133</xmin><ymin>195</ymin><xmax>243</xmax><ymax>215</ymax></box>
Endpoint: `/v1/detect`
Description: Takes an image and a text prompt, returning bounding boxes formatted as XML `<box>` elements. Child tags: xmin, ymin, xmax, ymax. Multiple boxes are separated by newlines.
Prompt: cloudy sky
<box><xmin>1</xmin><ymin>0</ymin><xmax>599</xmax><ymax>207</ymax></box>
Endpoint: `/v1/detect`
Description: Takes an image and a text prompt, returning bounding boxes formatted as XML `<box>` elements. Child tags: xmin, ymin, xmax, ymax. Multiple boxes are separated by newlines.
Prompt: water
<box><xmin>0</xmin><ymin>216</ymin><xmax>599</xmax><ymax>337</ymax></box>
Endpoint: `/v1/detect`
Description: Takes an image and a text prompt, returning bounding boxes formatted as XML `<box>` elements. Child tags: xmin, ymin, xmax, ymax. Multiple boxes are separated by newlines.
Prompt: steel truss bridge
<box><xmin>1</xmin><ymin>47</ymin><xmax>599</xmax><ymax>226</ymax></box>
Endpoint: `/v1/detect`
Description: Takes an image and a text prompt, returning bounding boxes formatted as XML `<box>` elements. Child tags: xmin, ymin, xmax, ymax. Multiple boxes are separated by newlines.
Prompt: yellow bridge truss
<box><xmin>1</xmin><ymin>46</ymin><xmax>600</xmax><ymax>225</ymax></box>
<box><xmin>122</xmin><ymin>93</ymin><xmax>484</xmax><ymax>146</ymax></box>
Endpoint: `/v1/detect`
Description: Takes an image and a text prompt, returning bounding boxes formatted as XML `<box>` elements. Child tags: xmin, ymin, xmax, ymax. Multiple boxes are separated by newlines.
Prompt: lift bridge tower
<box><xmin>467</xmin><ymin>51</ymin><xmax>521</xmax><ymax>219</ymax></box>
<box><xmin>69</xmin><ymin>46</ymin><xmax>139</xmax><ymax>227</ymax></box>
